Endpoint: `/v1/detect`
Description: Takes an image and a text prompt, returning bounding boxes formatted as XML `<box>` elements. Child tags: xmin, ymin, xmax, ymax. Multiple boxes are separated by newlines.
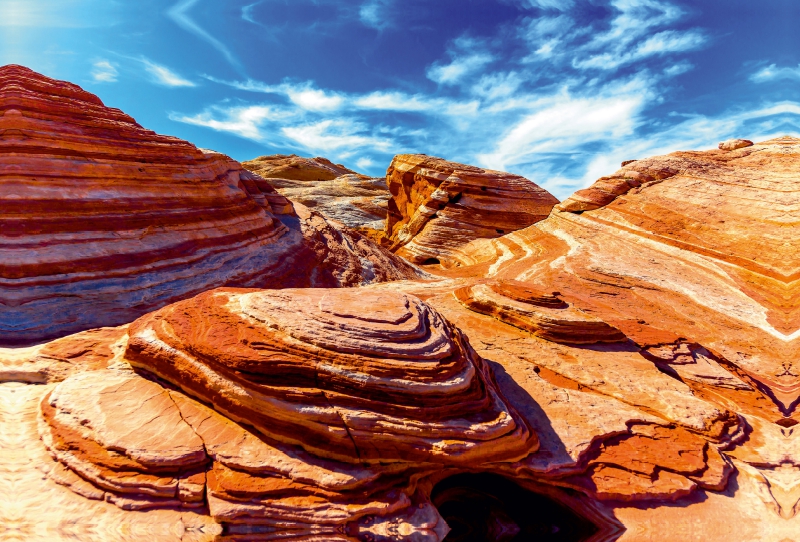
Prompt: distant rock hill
<box><xmin>383</xmin><ymin>154</ymin><xmax>560</xmax><ymax>267</ymax></box>
<box><xmin>0</xmin><ymin>66</ymin><xmax>421</xmax><ymax>345</ymax></box>
<box><xmin>243</xmin><ymin>154</ymin><xmax>390</xmax><ymax>240</ymax></box>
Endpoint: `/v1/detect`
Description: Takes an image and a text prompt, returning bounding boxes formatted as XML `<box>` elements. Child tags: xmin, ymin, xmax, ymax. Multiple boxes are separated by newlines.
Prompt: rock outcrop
<box><xmin>124</xmin><ymin>287</ymin><xmax>535</xmax><ymax>465</ymax></box>
<box><xmin>244</xmin><ymin>155</ymin><xmax>390</xmax><ymax>237</ymax></box>
<box><xmin>39</xmin><ymin>288</ymin><xmax>535</xmax><ymax>536</ymax></box>
<box><xmin>9</xmin><ymin>65</ymin><xmax>800</xmax><ymax>541</ymax></box>
<box><xmin>424</xmin><ymin>136</ymin><xmax>800</xmax><ymax>526</ymax></box>
<box><xmin>243</xmin><ymin>154</ymin><xmax>360</xmax><ymax>183</ymax></box>
<box><xmin>383</xmin><ymin>154</ymin><xmax>559</xmax><ymax>267</ymax></box>
<box><xmin>0</xmin><ymin>66</ymin><xmax>418</xmax><ymax>345</ymax></box>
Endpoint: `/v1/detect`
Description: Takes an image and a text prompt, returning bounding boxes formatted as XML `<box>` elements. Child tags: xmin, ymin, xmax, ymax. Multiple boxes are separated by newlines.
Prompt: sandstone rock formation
<box><xmin>243</xmin><ymin>155</ymin><xmax>390</xmax><ymax>238</ymax></box>
<box><xmin>243</xmin><ymin>154</ymin><xmax>360</xmax><ymax>183</ymax></box>
<box><xmin>383</xmin><ymin>154</ymin><xmax>559</xmax><ymax>267</ymax></box>
<box><xmin>6</xmin><ymin>65</ymin><xmax>800</xmax><ymax>542</ymax></box>
<box><xmin>267</xmin><ymin>174</ymin><xmax>390</xmax><ymax>232</ymax></box>
<box><xmin>37</xmin><ymin>288</ymin><xmax>535</xmax><ymax>537</ymax></box>
<box><xmin>0</xmin><ymin>65</ymin><xmax>419</xmax><ymax>345</ymax></box>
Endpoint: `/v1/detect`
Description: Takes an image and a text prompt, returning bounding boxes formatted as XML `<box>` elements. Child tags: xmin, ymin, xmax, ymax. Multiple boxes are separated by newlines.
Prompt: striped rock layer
<box><xmin>38</xmin><ymin>288</ymin><xmax>535</xmax><ymax>535</ymax></box>
<box><xmin>13</xmin><ymin>96</ymin><xmax>800</xmax><ymax>539</ymax></box>
<box><xmin>415</xmin><ymin>137</ymin><xmax>800</xmax><ymax>521</ymax></box>
<box><xmin>243</xmin><ymin>155</ymin><xmax>390</xmax><ymax>237</ymax></box>
<box><xmin>384</xmin><ymin>154</ymin><xmax>559</xmax><ymax>267</ymax></box>
<box><xmin>0</xmin><ymin>65</ymin><xmax>419</xmax><ymax>345</ymax></box>
<box><xmin>124</xmin><ymin>287</ymin><xmax>535</xmax><ymax>465</ymax></box>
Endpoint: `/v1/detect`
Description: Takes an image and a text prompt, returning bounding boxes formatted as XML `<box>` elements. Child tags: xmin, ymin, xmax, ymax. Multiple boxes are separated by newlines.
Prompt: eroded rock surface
<box><xmin>0</xmin><ymin>66</ymin><xmax>417</xmax><ymax>345</ymax></box>
<box><xmin>243</xmin><ymin>154</ymin><xmax>360</xmax><ymax>183</ymax></box>
<box><xmin>7</xmin><ymin>66</ymin><xmax>800</xmax><ymax>541</ymax></box>
<box><xmin>384</xmin><ymin>154</ymin><xmax>559</xmax><ymax>267</ymax></box>
<box><xmin>38</xmin><ymin>288</ymin><xmax>537</xmax><ymax>537</ymax></box>
<box><xmin>244</xmin><ymin>155</ymin><xmax>390</xmax><ymax>237</ymax></box>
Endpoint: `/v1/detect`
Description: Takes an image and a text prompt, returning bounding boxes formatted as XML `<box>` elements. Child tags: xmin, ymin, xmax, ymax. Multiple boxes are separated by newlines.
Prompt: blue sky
<box><xmin>2</xmin><ymin>0</ymin><xmax>799</xmax><ymax>199</ymax></box>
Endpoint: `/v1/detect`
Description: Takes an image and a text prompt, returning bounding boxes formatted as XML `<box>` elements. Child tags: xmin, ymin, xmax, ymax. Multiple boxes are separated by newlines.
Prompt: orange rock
<box><xmin>243</xmin><ymin>155</ymin><xmax>390</xmax><ymax>233</ymax></box>
<box><xmin>719</xmin><ymin>138</ymin><xmax>754</xmax><ymax>151</ymax></box>
<box><xmin>0</xmin><ymin>66</ymin><xmax>417</xmax><ymax>345</ymax></box>
<box><xmin>243</xmin><ymin>154</ymin><xmax>362</xmax><ymax>184</ymax></box>
<box><xmin>124</xmin><ymin>287</ymin><xmax>536</xmax><ymax>465</ymax></box>
<box><xmin>383</xmin><ymin>154</ymin><xmax>558</xmax><ymax>266</ymax></box>
<box><xmin>454</xmin><ymin>279</ymin><xmax>626</xmax><ymax>344</ymax></box>
<box><xmin>14</xmin><ymin>64</ymin><xmax>800</xmax><ymax>537</ymax></box>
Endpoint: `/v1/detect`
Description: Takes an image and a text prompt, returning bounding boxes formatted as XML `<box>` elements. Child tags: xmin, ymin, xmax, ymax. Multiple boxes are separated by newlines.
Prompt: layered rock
<box><xmin>454</xmin><ymin>279</ymin><xmax>626</xmax><ymax>344</ymax></box>
<box><xmin>242</xmin><ymin>154</ymin><xmax>360</xmax><ymax>183</ymax></box>
<box><xmin>0</xmin><ymin>66</ymin><xmax>417</xmax><ymax>345</ymax></box>
<box><xmin>274</xmin><ymin>203</ymin><xmax>426</xmax><ymax>289</ymax></box>
<box><xmin>38</xmin><ymin>288</ymin><xmax>537</xmax><ymax>536</ymax></box>
<box><xmin>383</xmin><ymin>154</ymin><xmax>559</xmax><ymax>266</ymax></box>
<box><xmin>243</xmin><ymin>155</ymin><xmax>390</xmax><ymax>236</ymax></box>
<box><xmin>12</xmin><ymin>64</ymin><xmax>800</xmax><ymax>539</ymax></box>
<box><xmin>268</xmin><ymin>174</ymin><xmax>390</xmax><ymax>232</ymax></box>
<box><xmin>427</xmin><ymin>136</ymin><xmax>800</xmax><ymax>518</ymax></box>
<box><xmin>124</xmin><ymin>287</ymin><xmax>535</xmax><ymax>465</ymax></box>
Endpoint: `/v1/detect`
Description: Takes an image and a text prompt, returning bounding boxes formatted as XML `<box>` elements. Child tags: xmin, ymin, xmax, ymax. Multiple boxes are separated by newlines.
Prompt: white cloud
<box><xmin>141</xmin><ymin>59</ymin><xmax>196</xmax><ymax>87</ymax></box>
<box><xmin>356</xmin><ymin>157</ymin><xmax>375</xmax><ymax>170</ymax></box>
<box><xmin>635</xmin><ymin>29</ymin><xmax>706</xmax><ymax>57</ymax></box>
<box><xmin>353</xmin><ymin>91</ymin><xmax>436</xmax><ymax>112</ymax></box>
<box><xmin>428</xmin><ymin>52</ymin><xmax>494</xmax><ymax>85</ymax></box>
<box><xmin>589</xmin><ymin>0</ymin><xmax>683</xmax><ymax>46</ymax></box>
<box><xmin>664</xmin><ymin>60</ymin><xmax>693</xmax><ymax>77</ymax></box>
<box><xmin>501</xmin><ymin>0</ymin><xmax>574</xmax><ymax>10</ymax></box>
<box><xmin>170</xmin><ymin>104</ymin><xmax>291</xmax><ymax>140</ymax></box>
<box><xmin>751</xmin><ymin>64</ymin><xmax>800</xmax><ymax>83</ymax></box>
<box><xmin>359</xmin><ymin>0</ymin><xmax>393</xmax><ymax>30</ymax></box>
<box><xmin>285</xmin><ymin>86</ymin><xmax>344</xmax><ymax>112</ymax></box>
<box><xmin>477</xmin><ymin>79</ymin><xmax>651</xmax><ymax>171</ymax></box>
<box><xmin>471</xmin><ymin>72</ymin><xmax>524</xmax><ymax>100</ymax></box>
<box><xmin>91</xmin><ymin>60</ymin><xmax>117</xmax><ymax>83</ymax></box>
<box><xmin>282</xmin><ymin>119</ymin><xmax>394</xmax><ymax>153</ymax></box>
<box><xmin>575</xmin><ymin>29</ymin><xmax>705</xmax><ymax>70</ymax></box>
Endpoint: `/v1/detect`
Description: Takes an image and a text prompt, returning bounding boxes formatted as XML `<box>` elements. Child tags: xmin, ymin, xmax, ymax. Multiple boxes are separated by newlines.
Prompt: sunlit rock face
<box><xmin>10</xmin><ymin>68</ymin><xmax>800</xmax><ymax>541</ymax></box>
<box><xmin>425</xmin><ymin>136</ymin><xmax>800</xmax><ymax>536</ymax></box>
<box><xmin>243</xmin><ymin>155</ymin><xmax>391</xmax><ymax>237</ymax></box>
<box><xmin>383</xmin><ymin>154</ymin><xmax>559</xmax><ymax>267</ymax></box>
<box><xmin>0</xmin><ymin>66</ymin><xmax>420</xmax><ymax>345</ymax></box>
<box><xmin>37</xmin><ymin>288</ymin><xmax>536</xmax><ymax>536</ymax></box>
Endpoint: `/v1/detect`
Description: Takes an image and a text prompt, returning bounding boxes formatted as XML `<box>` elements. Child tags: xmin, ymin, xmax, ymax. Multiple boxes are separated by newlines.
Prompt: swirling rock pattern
<box><xmin>383</xmin><ymin>154</ymin><xmax>559</xmax><ymax>267</ymax></box>
<box><xmin>10</xmin><ymin>64</ymin><xmax>800</xmax><ymax>540</ymax></box>
<box><xmin>38</xmin><ymin>288</ymin><xmax>536</xmax><ymax>536</ymax></box>
<box><xmin>408</xmin><ymin>136</ymin><xmax>800</xmax><ymax>533</ymax></box>
<box><xmin>124</xmin><ymin>287</ymin><xmax>535</xmax><ymax>465</ymax></box>
<box><xmin>0</xmin><ymin>66</ymin><xmax>417</xmax><ymax>345</ymax></box>
<box><xmin>454</xmin><ymin>280</ymin><xmax>626</xmax><ymax>344</ymax></box>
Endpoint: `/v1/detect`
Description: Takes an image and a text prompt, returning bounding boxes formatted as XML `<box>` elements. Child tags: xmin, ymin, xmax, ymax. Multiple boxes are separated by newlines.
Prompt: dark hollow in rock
<box><xmin>432</xmin><ymin>473</ymin><xmax>598</xmax><ymax>542</ymax></box>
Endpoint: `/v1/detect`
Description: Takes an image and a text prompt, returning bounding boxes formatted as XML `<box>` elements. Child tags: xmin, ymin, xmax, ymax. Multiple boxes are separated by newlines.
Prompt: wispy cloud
<box><xmin>501</xmin><ymin>0</ymin><xmax>574</xmax><ymax>10</ymax></box>
<box><xmin>171</xmin><ymin>104</ymin><xmax>292</xmax><ymax>140</ymax></box>
<box><xmin>751</xmin><ymin>64</ymin><xmax>800</xmax><ymax>83</ymax></box>
<box><xmin>141</xmin><ymin>59</ymin><xmax>196</xmax><ymax>87</ymax></box>
<box><xmin>90</xmin><ymin>60</ymin><xmax>118</xmax><ymax>83</ymax></box>
<box><xmin>173</xmin><ymin>0</ymin><xmax>794</xmax><ymax>199</ymax></box>
<box><xmin>283</xmin><ymin>119</ymin><xmax>393</xmax><ymax>154</ymax></box>
<box><xmin>359</xmin><ymin>0</ymin><xmax>394</xmax><ymax>31</ymax></box>
<box><xmin>168</xmin><ymin>0</ymin><xmax>243</xmax><ymax>71</ymax></box>
<box><xmin>427</xmin><ymin>37</ymin><xmax>495</xmax><ymax>85</ymax></box>
<box><xmin>477</xmin><ymin>78</ymin><xmax>652</xmax><ymax>171</ymax></box>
